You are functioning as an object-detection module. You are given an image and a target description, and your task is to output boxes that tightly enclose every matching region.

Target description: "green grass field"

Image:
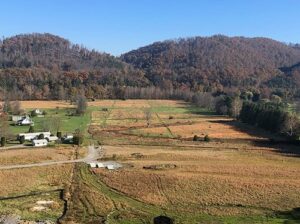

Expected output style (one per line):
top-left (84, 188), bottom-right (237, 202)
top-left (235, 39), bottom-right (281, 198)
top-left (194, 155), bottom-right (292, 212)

top-left (8, 106), bottom-right (97, 137)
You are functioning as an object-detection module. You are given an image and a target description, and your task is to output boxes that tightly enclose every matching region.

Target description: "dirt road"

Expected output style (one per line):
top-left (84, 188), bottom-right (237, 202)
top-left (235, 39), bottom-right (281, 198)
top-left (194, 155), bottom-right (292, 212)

top-left (0, 145), bottom-right (101, 170)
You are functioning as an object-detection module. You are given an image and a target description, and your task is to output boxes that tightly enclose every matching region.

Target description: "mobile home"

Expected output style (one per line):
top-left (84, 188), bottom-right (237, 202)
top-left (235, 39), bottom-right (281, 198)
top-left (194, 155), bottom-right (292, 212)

top-left (18, 132), bottom-right (51, 141)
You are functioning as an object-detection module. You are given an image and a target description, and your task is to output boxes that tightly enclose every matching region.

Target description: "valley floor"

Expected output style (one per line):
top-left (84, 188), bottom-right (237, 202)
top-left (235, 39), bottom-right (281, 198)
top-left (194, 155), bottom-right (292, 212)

top-left (0, 100), bottom-right (300, 223)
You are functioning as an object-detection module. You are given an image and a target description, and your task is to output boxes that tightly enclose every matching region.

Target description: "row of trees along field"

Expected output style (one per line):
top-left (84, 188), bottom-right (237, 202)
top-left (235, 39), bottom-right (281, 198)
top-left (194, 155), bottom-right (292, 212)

top-left (239, 101), bottom-right (300, 139)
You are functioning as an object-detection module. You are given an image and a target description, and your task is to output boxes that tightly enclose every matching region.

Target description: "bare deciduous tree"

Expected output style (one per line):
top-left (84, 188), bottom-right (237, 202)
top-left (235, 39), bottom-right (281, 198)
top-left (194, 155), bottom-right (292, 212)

top-left (41, 120), bottom-right (50, 132)
top-left (51, 116), bottom-right (62, 133)
top-left (144, 108), bottom-right (152, 127)
top-left (76, 95), bottom-right (87, 115)
top-left (282, 113), bottom-right (300, 137)
top-left (10, 101), bottom-right (22, 115)
top-left (0, 114), bottom-right (11, 138)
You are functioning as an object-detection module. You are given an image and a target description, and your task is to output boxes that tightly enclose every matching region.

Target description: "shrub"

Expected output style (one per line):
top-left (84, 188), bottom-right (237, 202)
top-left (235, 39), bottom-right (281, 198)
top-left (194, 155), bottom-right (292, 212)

top-left (204, 135), bottom-right (211, 142)
top-left (28, 125), bottom-right (35, 133)
top-left (0, 137), bottom-right (6, 147)
top-left (57, 131), bottom-right (62, 138)
top-left (73, 135), bottom-right (84, 146)
top-left (31, 110), bottom-right (37, 117)
top-left (193, 135), bottom-right (199, 141)
top-left (169, 115), bottom-right (174, 119)
top-left (42, 110), bottom-right (47, 115)
top-left (19, 135), bottom-right (25, 144)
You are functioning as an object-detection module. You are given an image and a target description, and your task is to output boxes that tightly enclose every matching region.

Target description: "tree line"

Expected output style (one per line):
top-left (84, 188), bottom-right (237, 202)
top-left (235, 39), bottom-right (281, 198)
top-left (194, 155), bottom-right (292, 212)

top-left (239, 101), bottom-right (300, 139)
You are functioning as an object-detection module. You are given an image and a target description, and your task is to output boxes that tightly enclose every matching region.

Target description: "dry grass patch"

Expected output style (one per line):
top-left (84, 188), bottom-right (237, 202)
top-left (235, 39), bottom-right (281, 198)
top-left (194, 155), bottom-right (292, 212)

top-left (0, 164), bottom-right (73, 196)
top-left (20, 101), bottom-right (73, 109)
top-left (97, 145), bottom-right (300, 216)
top-left (0, 147), bottom-right (77, 166)
top-left (169, 119), bottom-right (261, 140)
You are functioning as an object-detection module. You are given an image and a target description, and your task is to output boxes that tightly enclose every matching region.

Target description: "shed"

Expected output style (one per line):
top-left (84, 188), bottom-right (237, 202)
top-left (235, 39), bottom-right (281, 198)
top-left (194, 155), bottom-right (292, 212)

top-left (12, 115), bottom-right (26, 122)
top-left (107, 165), bottom-right (116, 170)
top-left (33, 109), bottom-right (43, 115)
top-left (46, 136), bottom-right (59, 142)
top-left (32, 139), bottom-right (48, 147)
top-left (89, 163), bottom-right (97, 168)
top-left (96, 162), bottom-right (105, 168)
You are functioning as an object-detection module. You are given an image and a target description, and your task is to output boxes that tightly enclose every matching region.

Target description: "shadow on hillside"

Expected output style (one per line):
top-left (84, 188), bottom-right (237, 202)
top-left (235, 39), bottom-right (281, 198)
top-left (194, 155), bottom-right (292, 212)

top-left (209, 119), bottom-right (300, 157)
top-left (276, 207), bottom-right (300, 223)
top-left (176, 102), bottom-right (217, 116)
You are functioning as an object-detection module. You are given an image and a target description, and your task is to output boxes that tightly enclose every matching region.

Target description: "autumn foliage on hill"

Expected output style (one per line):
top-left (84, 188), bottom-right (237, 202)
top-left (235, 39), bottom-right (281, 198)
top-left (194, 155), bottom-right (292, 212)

top-left (122, 35), bottom-right (300, 94)
top-left (1, 33), bottom-right (300, 100)
top-left (0, 33), bottom-right (148, 100)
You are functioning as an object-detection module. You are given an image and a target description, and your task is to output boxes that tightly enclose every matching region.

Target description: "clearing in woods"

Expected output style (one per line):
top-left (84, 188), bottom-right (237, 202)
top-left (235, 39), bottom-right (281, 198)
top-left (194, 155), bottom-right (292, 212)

top-left (0, 100), bottom-right (300, 223)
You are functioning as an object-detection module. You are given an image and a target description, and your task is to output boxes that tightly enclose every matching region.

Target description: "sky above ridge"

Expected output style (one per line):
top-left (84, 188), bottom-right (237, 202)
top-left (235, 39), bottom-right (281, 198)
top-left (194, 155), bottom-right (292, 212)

top-left (0, 0), bottom-right (299, 55)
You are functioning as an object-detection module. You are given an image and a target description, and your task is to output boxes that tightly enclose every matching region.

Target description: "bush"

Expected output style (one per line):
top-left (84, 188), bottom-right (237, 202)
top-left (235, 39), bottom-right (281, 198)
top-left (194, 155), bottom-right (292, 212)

top-left (42, 111), bottom-right (47, 116)
top-left (31, 110), bottom-right (37, 117)
top-left (28, 125), bottom-right (35, 133)
top-left (19, 135), bottom-right (25, 144)
top-left (193, 135), bottom-right (199, 141)
top-left (1, 137), bottom-right (6, 147)
top-left (38, 134), bottom-right (45, 139)
top-left (73, 135), bottom-right (84, 146)
top-left (57, 131), bottom-right (62, 138)
top-left (169, 115), bottom-right (174, 119)
top-left (204, 135), bottom-right (211, 142)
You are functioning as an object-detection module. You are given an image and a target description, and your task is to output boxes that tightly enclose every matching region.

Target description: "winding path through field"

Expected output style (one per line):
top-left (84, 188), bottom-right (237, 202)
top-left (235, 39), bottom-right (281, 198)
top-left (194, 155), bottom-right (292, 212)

top-left (0, 145), bottom-right (101, 170)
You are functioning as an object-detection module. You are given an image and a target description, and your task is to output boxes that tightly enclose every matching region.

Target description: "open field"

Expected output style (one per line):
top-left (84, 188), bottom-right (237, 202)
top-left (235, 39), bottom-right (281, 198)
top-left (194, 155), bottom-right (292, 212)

top-left (0, 164), bottom-right (73, 222)
top-left (0, 146), bottom-right (86, 166)
top-left (8, 105), bottom-right (96, 137)
top-left (1, 100), bottom-right (300, 223)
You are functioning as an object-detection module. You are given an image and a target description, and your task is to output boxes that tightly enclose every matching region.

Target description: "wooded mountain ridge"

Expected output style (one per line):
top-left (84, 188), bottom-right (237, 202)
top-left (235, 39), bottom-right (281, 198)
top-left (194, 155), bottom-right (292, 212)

top-left (0, 33), bottom-right (300, 100)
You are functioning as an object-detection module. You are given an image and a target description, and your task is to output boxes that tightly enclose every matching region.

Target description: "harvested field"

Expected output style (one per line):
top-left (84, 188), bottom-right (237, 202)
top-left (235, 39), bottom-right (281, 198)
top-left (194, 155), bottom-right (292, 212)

top-left (0, 164), bottom-right (73, 221)
top-left (0, 146), bottom-right (79, 166)
top-left (20, 101), bottom-right (73, 109)
top-left (96, 146), bottom-right (300, 216)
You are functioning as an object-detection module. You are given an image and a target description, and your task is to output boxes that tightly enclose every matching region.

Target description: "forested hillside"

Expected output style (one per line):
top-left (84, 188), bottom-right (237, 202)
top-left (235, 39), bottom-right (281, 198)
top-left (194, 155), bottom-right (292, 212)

top-left (122, 35), bottom-right (300, 97)
top-left (1, 33), bottom-right (300, 100)
top-left (0, 33), bottom-right (148, 100)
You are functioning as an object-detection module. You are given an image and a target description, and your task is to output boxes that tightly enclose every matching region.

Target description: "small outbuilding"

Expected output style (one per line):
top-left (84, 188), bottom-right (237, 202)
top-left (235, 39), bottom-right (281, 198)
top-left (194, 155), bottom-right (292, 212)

top-left (96, 162), bottom-right (105, 168)
top-left (89, 163), bottom-right (97, 168)
top-left (32, 139), bottom-right (48, 147)
top-left (33, 109), bottom-right (43, 115)
top-left (12, 115), bottom-right (26, 122)
top-left (46, 136), bottom-right (59, 142)
top-left (107, 165), bottom-right (116, 170)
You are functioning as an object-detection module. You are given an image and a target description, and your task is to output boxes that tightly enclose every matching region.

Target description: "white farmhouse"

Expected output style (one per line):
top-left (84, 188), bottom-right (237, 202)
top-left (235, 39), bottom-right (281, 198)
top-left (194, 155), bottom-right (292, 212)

top-left (16, 117), bottom-right (34, 126)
